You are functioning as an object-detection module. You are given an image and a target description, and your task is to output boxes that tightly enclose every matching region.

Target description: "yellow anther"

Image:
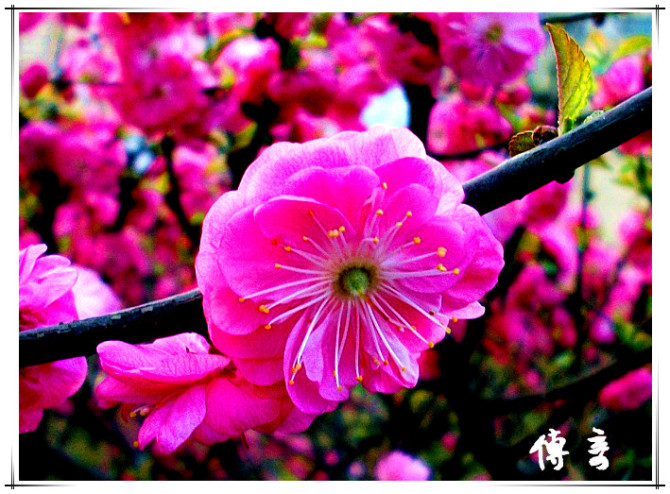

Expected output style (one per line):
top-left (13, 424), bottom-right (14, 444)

top-left (356, 375), bottom-right (363, 383)
top-left (453, 268), bottom-right (461, 275)
top-left (411, 325), bottom-right (417, 330)
top-left (396, 221), bottom-right (403, 228)
top-left (382, 182), bottom-right (388, 190)
top-left (264, 323), bottom-right (272, 330)
top-left (337, 386), bottom-right (343, 391)
top-left (372, 237), bottom-right (379, 244)
top-left (451, 317), bottom-right (459, 323)
top-left (132, 440), bottom-right (139, 448)
top-left (139, 408), bottom-right (150, 417)
top-left (328, 230), bottom-right (340, 238)
top-left (437, 247), bottom-right (447, 257)
top-left (284, 245), bottom-right (292, 252)
top-left (275, 263), bottom-right (282, 269)
top-left (383, 359), bottom-right (389, 365)
top-left (436, 263), bottom-right (447, 272)
top-left (289, 379), bottom-right (295, 386)
top-left (406, 211), bottom-right (412, 217)
top-left (428, 341), bottom-right (435, 349)
top-left (401, 366), bottom-right (407, 372)
top-left (258, 305), bottom-right (270, 314)
top-left (332, 370), bottom-right (336, 376)
top-left (238, 296), bottom-right (246, 303)
top-left (295, 363), bottom-right (302, 371)
top-left (338, 225), bottom-right (346, 232)
top-left (413, 237), bottom-right (421, 244)
top-left (446, 327), bottom-right (452, 335)
top-left (129, 411), bottom-right (138, 419)
top-left (302, 235), bottom-right (309, 242)
top-left (375, 209), bottom-right (384, 216)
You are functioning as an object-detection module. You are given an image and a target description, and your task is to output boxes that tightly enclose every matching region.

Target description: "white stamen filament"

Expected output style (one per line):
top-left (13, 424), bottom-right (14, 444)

top-left (267, 281), bottom-right (331, 309)
top-left (340, 300), bottom-right (352, 358)
top-left (379, 284), bottom-right (444, 327)
top-left (302, 235), bottom-right (331, 258)
top-left (383, 268), bottom-right (455, 280)
top-left (370, 293), bottom-right (431, 346)
top-left (240, 276), bottom-right (326, 302)
top-left (274, 263), bottom-right (327, 275)
top-left (384, 251), bottom-right (438, 267)
top-left (363, 302), bottom-right (405, 370)
top-left (334, 303), bottom-right (344, 390)
top-left (292, 297), bottom-right (333, 375)
top-left (269, 292), bottom-right (330, 325)
top-left (285, 244), bottom-right (328, 265)
top-left (358, 299), bottom-right (386, 365)
top-left (354, 307), bottom-right (361, 380)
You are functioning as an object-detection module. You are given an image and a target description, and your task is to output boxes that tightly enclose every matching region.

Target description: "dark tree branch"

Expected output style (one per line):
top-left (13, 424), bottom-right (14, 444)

top-left (540, 12), bottom-right (608, 25)
top-left (227, 99), bottom-right (280, 189)
top-left (19, 289), bottom-right (207, 367)
top-left (19, 87), bottom-right (652, 367)
top-left (403, 82), bottom-right (436, 144)
top-left (463, 87), bottom-right (651, 215)
top-left (479, 346), bottom-right (651, 414)
top-left (428, 140), bottom-right (510, 162)
top-left (161, 136), bottom-right (202, 251)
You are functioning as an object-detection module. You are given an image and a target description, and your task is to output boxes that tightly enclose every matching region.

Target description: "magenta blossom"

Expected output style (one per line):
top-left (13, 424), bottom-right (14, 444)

top-left (374, 450), bottom-right (431, 480)
top-left (20, 63), bottom-right (50, 99)
top-left (434, 13), bottom-right (545, 89)
top-left (427, 95), bottom-right (512, 155)
top-left (19, 244), bottom-right (87, 433)
top-left (196, 127), bottom-right (504, 414)
top-left (71, 265), bottom-right (123, 318)
top-left (592, 53), bottom-right (651, 156)
top-left (96, 333), bottom-right (314, 455)
top-left (599, 367), bottom-right (652, 411)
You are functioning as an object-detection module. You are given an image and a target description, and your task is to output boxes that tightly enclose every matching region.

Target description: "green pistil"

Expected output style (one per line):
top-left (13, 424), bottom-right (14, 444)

top-left (341, 267), bottom-right (371, 297)
top-left (486, 23), bottom-right (503, 43)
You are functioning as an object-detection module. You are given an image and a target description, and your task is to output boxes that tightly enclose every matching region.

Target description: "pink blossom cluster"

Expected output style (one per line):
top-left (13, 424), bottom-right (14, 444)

top-left (19, 244), bottom-right (121, 433)
top-left (592, 49), bottom-right (652, 155)
top-left (18, 12), bottom-right (652, 478)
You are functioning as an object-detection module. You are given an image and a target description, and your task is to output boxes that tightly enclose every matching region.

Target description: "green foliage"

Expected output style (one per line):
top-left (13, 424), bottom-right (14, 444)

top-left (546, 23), bottom-right (593, 135)
top-left (613, 35), bottom-right (652, 60)
top-left (202, 28), bottom-right (251, 63)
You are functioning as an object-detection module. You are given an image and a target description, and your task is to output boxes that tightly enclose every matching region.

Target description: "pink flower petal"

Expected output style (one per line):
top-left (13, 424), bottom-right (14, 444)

top-left (282, 165), bottom-right (380, 229)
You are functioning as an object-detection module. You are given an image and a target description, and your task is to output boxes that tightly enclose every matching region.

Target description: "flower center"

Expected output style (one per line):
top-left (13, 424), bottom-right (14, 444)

top-left (336, 264), bottom-right (377, 298)
top-left (486, 23), bottom-right (503, 43)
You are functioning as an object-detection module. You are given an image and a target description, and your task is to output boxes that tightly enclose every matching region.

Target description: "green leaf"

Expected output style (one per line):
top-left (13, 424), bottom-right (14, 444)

top-left (614, 35), bottom-right (652, 59)
top-left (508, 131), bottom-right (536, 157)
top-left (202, 28), bottom-right (249, 63)
top-left (583, 110), bottom-right (605, 125)
top-left (546, 23), bottom-right (593, 135)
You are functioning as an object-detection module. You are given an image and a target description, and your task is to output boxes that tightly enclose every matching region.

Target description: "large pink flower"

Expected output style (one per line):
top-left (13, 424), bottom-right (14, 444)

top-left (434, 13), bottom-right (545, 89)
top-left (19, 244), bottom-right (87, 433)
top-left (196, 127), bottom-right (504, 414)
top-left (96, 332), bottom-right (314, 455)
